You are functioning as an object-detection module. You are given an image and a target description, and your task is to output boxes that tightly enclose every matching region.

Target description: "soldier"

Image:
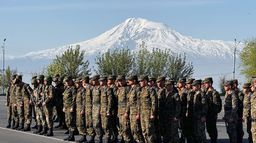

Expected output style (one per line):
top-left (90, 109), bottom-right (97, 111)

top-left (6, 74), bottom-right (16, 128)
top-left (203, 77), bottom-right (222, 143)
top-left (116, 75), bottom-right (132, 142)
top-left (82, 76), bottom-right (94, 142)
top-left (63, 76), bottom-right (77, 141)
top-left (30, 76), bottom-right (38, 130)
top-left (177, 78), bottom-right (192, 143)
top-left (139, 75), bottom-right (157, 143)
top-left (53, 74), bottom-right (66, 129)
top-left (42, 76), bottom-right (55, 136)
top-left (91, 74), bottom-right (103, 143)
top-left (33, 75), bottom-right (46, 134)
top-left (15, 75), bottom-right (32, 131)
top-left (251, 77), bottom-right (256, 142)
top-left (233, 79), bottom-right (244, 143)
top-left (156, 76), bottom-right (166, 142)
top-left (165, 80), bottom-right (181, 143)
top-left (190, 80), bottom-right (208, 143)
top-left (223, 80), bottom-right (238, 143)
top-left (242, 83), bottom-right (253, 143)
top-left (185, 78), bottom-right (195, 91)
top-left (126, 75), bottom-right (144, 143)
top-left (75, 78), bottom-right (87, 143)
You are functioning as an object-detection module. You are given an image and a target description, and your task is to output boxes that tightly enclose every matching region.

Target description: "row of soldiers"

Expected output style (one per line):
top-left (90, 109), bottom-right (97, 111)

top-left (5, 73), bottom-right (256, 143)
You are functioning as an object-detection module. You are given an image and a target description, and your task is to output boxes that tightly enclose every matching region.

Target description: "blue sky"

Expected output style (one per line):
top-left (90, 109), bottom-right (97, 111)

top-left (0, 0), bottom-right (255, 56)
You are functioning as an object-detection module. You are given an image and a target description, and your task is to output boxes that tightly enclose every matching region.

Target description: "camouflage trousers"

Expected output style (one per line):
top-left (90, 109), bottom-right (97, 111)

top-left (101, 111), bottom-right (111, 139)
top-left (206, 115), bottom-right (218, 142)
top-left (180, 117), bottom-right (194, 143)
top-left (11, 105), bottom-right (19, 126)
top-left (23, 100), bottom-right (32, 126)
top-left (7, 105), bottom-right (12, 125)
top-left (225, 119), bottom-right (237, 143)
top-left (193, 118), bottom-right (207, 143)
top-left (140, 110), bottom-right (156, 143)
top-left (251, 122), bottom-right (256, 143)
top-left (76, 108), bottom-right (86, 135)
top-left (17, 103), bottom-right (24, 126)
top-left (85, 107), bottom-right (94, 136)
top-left (118, 112), bottom-right (132, 142)
top-left (245, 119), bottom-right (253, 143)
top-left (65, 108), bottom-right (76, 131)
top-left (92, 106), bottom-right (103, 139)
top-left (130, 113), bottom-right (144, 143)
top-left (36, 106), bottom-right (46, 126)
top-left (43, 105), bottom-right (53, 129)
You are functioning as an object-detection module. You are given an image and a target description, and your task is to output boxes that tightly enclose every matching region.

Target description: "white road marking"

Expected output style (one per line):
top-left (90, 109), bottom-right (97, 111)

top-left (0, 127), bottom-right (75, 142)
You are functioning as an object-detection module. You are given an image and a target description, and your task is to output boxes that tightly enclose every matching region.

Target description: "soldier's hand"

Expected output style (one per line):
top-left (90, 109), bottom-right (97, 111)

top-left (107, 113), bottom-right (110, 117)
top-left (124, 113), bottom-right (129, 119)
top-left (63, 108), bottom-right (66, 112)
top-left (136, 114), bottom-right (140, 120)
top-left (42, 102), bottom-right (46, 106)
top-left (5, 102), bottom-right (8, 106)
top-left (150, 115), bottom-right (154, 120)
top-left (173, 117), bottom-right (178, 122)
top-left (70, 108), bottom-right (73, 112)
top-left (201, 116), bottom-right (206, 122)
top-left (229, 118), bottom-right (233, 122)
top-left (80, 110), bottom-right (84, 115)
top-left (13, 104), bottom-right (17, 107)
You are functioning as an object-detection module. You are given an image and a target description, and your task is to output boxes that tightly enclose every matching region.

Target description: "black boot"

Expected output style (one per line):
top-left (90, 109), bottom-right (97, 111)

top-left (17, 123), bottom-right (24, 130)
top-left (76, 135), bottom-right (87, 143)
top-left (12, 122), bottom-right (19, 129)
top-left (31, 124), bottom-right (38, 129)
top-left (74, 128), bottom-right (79, 135)
top-left (87, 136), bottom-right (95, 143)
top-left (54, 124), bottom-right (61, 129)
top-left (64, 130), bottom-right (71, 141)
top-left (39, 126), bottom-right (48, 135)
top-left (64, 130), bottom-right (69, 134)
top-left (23, 124), bottom-right (31, 131)
top-left (6, 123), bottom-right (11, 128)
top-left (33, 125), bottom-right (42, 134)
top-left (68, 131), bottom-right (75, 141)
top-left (46, 128), bottom-right (54, 136)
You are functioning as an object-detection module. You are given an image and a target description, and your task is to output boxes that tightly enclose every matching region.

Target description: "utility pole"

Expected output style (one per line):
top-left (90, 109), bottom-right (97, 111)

top-left (233, 38), bottom-right (239, 79)
top-left (2, 38), bottom-right (6, 95)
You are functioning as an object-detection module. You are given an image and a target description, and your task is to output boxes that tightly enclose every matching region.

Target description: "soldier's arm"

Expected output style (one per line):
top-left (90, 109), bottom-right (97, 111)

top-left (231, 92), bottom-right (239, 118)
top-left (6, 86), bottom-right (10, 106)
top-left (242, 94), bottom-right (250, 120)
top-left (107, 88), bottom-right (113, 116)
top-left (72, 87), bottom-right (77, 110)
top-left (150, 88), bottom-right (157, 116)
top-left (81, 89), bottom-right (85, 112)
top-left (45, 86), bottom-right (54, 104)
top-left (201, 92), bottom-right (208, 117)
top-left (174, 93), bottom-right (181, 119)
top-left (213, 90), bottom-right (222, 113)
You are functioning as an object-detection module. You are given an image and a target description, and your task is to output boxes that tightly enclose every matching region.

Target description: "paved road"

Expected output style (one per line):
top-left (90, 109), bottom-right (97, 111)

top-left (0, 96), bottom-right (250, 143)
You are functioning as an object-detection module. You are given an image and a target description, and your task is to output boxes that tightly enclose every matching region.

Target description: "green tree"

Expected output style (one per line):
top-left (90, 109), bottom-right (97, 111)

top-left (0, 66), bottom-right (17, 88)
top-left (47, 45), bottom-right (90, 78)
top-left (95, 48), bottom-right (134, 75)
top-left (219, 75), bottom-right (226, 95)
top-left (240, 39), bottom-right (256, 80)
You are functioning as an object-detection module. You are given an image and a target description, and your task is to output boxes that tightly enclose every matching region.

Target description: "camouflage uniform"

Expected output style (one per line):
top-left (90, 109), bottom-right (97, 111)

top-left (6, 75), bottom-right (16, 128)
top-left (224, 81), bottom-right (238, 143)
top-left (116, 79), bottom-right (132, 142)
top-left (242, 83), bottom-right (253, 143)
top-left (156, 83), bottom-right (166, 141)
top-left (139, 75), bottom-right (157, 143)
top-left (63, 76), bottom-right (76, 141)
top-left (203, 78), bottom-right (222, 143)
top-left (10, 81), bottom-right (19, 129)
top-left (251, 87), bottom-right (256, 143)
top-left (75, 78), bottom-right (87, 142)
top-left (163, 80), bottom-right (181, 143)
top-left (189, 80), bottom-right (208, 143)
top-left (42, 76), bottom-right (55, 136)
top-left (127, 76), bottom-right (144, 143)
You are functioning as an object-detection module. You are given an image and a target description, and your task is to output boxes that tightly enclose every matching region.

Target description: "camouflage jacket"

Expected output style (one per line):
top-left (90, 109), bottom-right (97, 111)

top-left (224, 90), bottom-right (238, 121)
top-left (139, 86), bottom-right (157, 116)
top-left (63, 85), bottom-right (76, 109)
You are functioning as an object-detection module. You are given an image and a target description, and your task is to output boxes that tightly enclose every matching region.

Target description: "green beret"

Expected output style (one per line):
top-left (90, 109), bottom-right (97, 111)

top-left (82, 75), bottom-right (90, 81)
top-left (16, 75), bottom-right (23, 81)
top-left (165, 80), bottom-right (174, 85)
top-left (127, 75), bottom-right (138, 81)
top-left (117, 75), bottom-right (125, 81)
top-left (44, 76), bottom-right (52, 83)
top-left (178, 78), bottom-right (186, 83)
top-left (91, 75), bottom-right (100, 81)
top-left (232, 79), bottom-right (238, 85)
top-left (37, 75), bottom-right (44, 81)
top-left (186, 78), bottom-right (195, 84)
top-left (192, 80), bottom-right (201, 86)
top-left (243, 83), bottom-right (251, 88)
top-left (11, 74), bottom-right (17, 80)
top-left (31, 78), bottom-right (37, 85)
top-left (156, 76), bottom-right (166, 82)
top-left (139, 75), bottom-right (149, 81)
top-left (64, 76), bottom-right (72, 82)
top-left (108, 75), bottom-right (116, 80)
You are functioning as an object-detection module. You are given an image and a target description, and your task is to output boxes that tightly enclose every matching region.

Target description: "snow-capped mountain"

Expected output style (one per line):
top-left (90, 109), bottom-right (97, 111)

top-left (21, 18), bottom-right (242, 60)
top-left (7, 18), bottom-right (245, 89)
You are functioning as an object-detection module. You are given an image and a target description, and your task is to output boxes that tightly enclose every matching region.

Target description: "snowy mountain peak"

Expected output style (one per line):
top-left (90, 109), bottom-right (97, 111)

top-left (21, 17), bottom-right (243, 60)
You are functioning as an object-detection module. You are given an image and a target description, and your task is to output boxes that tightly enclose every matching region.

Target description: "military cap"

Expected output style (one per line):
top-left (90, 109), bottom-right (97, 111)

top-left (16, 75), bottom-right (23, 81)
top-left (11, 74), bottom-right (17, 80)
top-left (75, 77), bottom-right (82, 83)
top-left (64, 76), bottom-right (72, 82)
top-left (117, 75), bottom-right (125, 81)
top-left (82, 75), bottom-right (90, 81)
top-left (99, 76), bottom-right (107, 81)
top-left (91, 74), bottom-right (100, 81)
top-left (149, 77), bottom-right (156, 82)
top-left (203, 77), bottom-right (213, 84)
top-left (192, 79), bottom-right (201, 86)
top-left (232, 79), bottom-right (238, 85)
top-left (165, 80), bottom-right (174, 85)
top-left (156, 76), bottom-right (166, 82)
top-left (224, 80), bottom-right (233, 86)
top-left (178, 78), bottom-right (186, 83)
top-left (54, 74), bottom-right (60, 78)
top-left (139, 75), bottom-right (149, 81)
top-left (127, 75), bottom-right (138, 81)
top-left (186, 78), bottom-right (195, 84)
top-left (44, 76), bottom-right (53, 82)
top-left (37, 75), bottom-right (44, 80)
top-left (108, 75), bottom-right (116, 80)
top-left (31, 78), bottom-right (37, 84)
top-left (243, 83), bottom-right (251, 88)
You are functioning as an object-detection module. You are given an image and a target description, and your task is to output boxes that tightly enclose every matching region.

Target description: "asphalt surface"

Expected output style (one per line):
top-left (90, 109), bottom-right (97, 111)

top-left (0, 96), bottom-right (250, 143)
